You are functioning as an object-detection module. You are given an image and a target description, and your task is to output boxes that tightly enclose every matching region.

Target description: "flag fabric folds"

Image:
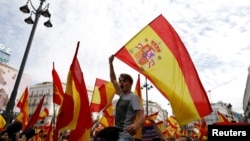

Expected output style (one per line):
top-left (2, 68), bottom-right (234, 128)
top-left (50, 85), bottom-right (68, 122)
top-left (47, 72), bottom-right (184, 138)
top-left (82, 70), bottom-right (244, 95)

top-left (24, 95), bottom-right (45, 131)
top-left (134, 74), bottom-right (143, 140)
top-left (15, 87), bottom-right (29, 129)
top-left (90, 78), bottom-right (116, 113)
top-left (38, 108), bottom-right (49, 121)
top-left (114, 14), bottom-right (212, 125)
top-left (45, 120), bottom-right (53, 141)
top-left (134, 74), bottom-right (143, 105)
top-left (217, 111), bottom-right (230, 123)
top-left (98, 103), bottom-right (115, 127)
top-left (166, 116), bottom-right (181, 138)
top-left (52, 62), bottom-right (64, 105)
top-left (196, 118), bottom-right (208, 140)
top-left (55, 42), bottom-right (93, 141)
top-left (0, 114), bottom-right (6, 131)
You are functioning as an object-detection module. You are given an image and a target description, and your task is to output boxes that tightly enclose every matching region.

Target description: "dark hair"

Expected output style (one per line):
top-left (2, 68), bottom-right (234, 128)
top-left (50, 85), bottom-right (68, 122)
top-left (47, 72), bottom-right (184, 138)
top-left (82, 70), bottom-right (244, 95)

top-left (152, 137), bottom-right (160, 141)
top-left (0, 130), bottom-right (8, 136)
top-left (180, 135), bottom-right (192, 141)
top-left (21, 128), bottom-right (36, 140)
top-left (6, 121), bottom-right (23, 140)
top-left (119, 73), bottom-right (133, 84)
top-left (96, 126), bottom-right (122, 141)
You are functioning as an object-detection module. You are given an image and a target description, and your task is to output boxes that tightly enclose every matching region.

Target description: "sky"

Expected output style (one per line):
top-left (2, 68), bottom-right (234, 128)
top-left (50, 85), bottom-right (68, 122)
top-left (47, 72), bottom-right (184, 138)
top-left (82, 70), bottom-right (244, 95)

top-left (0, 0), bottom-right (250, 115)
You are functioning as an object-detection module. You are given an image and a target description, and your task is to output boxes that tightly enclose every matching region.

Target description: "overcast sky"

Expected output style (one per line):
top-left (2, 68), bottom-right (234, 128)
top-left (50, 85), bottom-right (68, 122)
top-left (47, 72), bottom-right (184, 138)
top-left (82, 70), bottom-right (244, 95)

top-left (1, 0), bottom-right (250, 115)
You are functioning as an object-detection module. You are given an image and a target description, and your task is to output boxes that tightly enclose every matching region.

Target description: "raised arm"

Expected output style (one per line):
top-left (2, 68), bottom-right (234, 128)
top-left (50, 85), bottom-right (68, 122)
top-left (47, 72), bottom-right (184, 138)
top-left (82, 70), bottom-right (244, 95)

top-left (109, 55), bottom-right (120, 93)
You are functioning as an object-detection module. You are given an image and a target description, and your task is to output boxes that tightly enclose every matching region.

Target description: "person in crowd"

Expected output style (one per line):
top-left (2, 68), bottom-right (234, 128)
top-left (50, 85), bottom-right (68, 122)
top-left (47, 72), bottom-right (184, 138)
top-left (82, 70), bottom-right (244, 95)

top-left (148, 118), bottom-right (167, 141)
top-left (0, 130), bottom-right (9, 141)
top-left (176, 135), bottom-right (192, 141)
top-left (96, 126), bottom-right (122, 141)
top-left (109, 55), bottom-right (145, 141)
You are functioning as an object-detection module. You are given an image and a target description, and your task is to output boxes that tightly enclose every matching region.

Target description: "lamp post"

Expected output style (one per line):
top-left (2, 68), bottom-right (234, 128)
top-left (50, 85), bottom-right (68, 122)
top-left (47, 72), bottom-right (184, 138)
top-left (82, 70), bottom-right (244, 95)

top-left (141, 77), bottom-right (153, 116)
top-left (4, 0), bottom-right (52, 124)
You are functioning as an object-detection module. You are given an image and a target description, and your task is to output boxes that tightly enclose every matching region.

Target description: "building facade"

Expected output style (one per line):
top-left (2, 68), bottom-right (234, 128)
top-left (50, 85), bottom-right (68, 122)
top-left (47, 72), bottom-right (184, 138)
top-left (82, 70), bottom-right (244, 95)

top-left (0, 63), bottom-right (31, 112)
top-left (204, 101), bottom-right (244, 125)
top-left (243, 71), bottom-right (250, 122)
top-left (28, 81), bottom-right (93, 123)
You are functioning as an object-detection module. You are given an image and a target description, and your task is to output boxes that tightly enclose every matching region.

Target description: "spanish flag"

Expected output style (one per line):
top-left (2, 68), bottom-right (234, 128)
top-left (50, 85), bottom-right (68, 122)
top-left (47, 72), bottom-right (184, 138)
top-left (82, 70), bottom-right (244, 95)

top-left (24, 95), bottom-right (45, 131)
top-left (217, 111), bottom-right (230, 123)
top-left (52, 62), bottom-right (64, 105)
top-left (134, 74), bottom-right (143, 102)
top-left (98, 103), bottom-right (115, 127)
top-left (90, 78), bottom-right (116, 112)
top-left (196, 118), bottom-right (208, 140)
top-left (55, 42), bottom-right (93, 141)
top-left (0, 114), bottom-right (6, 131)
top-left (144, 112), bottom-right (159, 125)
top-left (114, 14), bottom-right (212, 125)
top-left (134, 74), bottom-right (143, 140)
top-left (45, 120), bottom-right (53, 141)
top-left (15, 87), bottom-right (29, 129)
top-left (38, 108), bottom-right (49, 121)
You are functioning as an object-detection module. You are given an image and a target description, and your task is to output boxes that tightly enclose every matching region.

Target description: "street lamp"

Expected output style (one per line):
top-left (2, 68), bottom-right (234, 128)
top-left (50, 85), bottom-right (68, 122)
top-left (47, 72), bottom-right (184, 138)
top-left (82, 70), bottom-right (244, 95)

top-left (141, 77), bottom-right (153, 116)
top-left (4, 0), bottom-right (52, 124)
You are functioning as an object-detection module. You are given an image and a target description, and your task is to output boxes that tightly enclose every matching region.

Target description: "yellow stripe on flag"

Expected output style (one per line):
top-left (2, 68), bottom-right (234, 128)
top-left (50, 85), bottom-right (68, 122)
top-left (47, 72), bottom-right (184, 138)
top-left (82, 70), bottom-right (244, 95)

top-left (115, 14), bottom-right (212, 125)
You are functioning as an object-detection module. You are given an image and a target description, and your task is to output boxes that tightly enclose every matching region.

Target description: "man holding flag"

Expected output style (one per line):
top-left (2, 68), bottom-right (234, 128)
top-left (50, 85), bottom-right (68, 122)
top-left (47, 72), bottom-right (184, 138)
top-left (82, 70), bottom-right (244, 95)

top-left (109, 55), bottom-right (145, 141)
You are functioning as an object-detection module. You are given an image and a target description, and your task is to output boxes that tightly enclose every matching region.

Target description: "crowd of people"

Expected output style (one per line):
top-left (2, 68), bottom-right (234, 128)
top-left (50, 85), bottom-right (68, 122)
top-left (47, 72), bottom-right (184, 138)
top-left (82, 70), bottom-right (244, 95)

top-left (0, 121), bottom-right (70, 141)
top-left (91, 55), bottom-right (194, 141)
top-left (0, 55), bottom-right (198, 141)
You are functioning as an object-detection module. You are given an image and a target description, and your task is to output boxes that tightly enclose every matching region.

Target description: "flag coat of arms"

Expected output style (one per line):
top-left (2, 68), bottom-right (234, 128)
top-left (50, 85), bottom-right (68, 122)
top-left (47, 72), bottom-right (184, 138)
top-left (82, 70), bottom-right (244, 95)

top-left (114, 14), bottom-right (212, 125)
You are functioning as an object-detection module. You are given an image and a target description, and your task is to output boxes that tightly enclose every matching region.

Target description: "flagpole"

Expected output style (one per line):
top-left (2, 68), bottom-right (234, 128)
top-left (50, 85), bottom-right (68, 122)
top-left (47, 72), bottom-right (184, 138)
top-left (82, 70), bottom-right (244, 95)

top-left (4, 0), bottom-right (52, 124)
top-left (53, 103), bottom-right (56, 125)
top-left (141, 77), bottom-right (153, 116)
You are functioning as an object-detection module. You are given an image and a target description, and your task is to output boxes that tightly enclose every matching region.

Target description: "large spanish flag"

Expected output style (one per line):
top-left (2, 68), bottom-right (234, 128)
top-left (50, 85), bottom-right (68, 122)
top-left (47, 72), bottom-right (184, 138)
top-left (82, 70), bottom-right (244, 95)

top-left (114, 14), bottom-right (212, 125)
top-left (52, 62), bottom-right (64, 105)
top-left (15, 87), bottom-right (29, 129)
top-left (90, 78), bottom-right (116, 112)
top-left (55, 42), bottom-right (93, 141)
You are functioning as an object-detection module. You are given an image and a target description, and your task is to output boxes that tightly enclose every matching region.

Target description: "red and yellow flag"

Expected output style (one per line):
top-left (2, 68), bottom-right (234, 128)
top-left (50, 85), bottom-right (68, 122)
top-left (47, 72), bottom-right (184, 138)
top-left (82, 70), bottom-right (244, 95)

top-left (217, 111), bottom-right (230, 123)
top-left (134, 74), bottom-right (142, 102)
top-left (15, 87), bottom-right (29, 129)
top-left (52, 62), bottom-right (64, 105)
top-left (0, 114), bottom-right (6, 131)
top-left (90, 78), bottom-right (116, 112)
top-left (24, 95), bottom-right (45, 131)
top-left (166, 115), bottom-right (181, 138)
top-left (45, 120), bottom-right (53, 141)
top-left (55, 42), bottom-right (93, 141)
top-left (166, 116), bottom-right (179, 130)
top-left (197, 118), bottom-right (208, 140)
top-left (38, 108), bottom-right (49, 121)
top-left (98, 103), bottom-right (115, 127)
top-left (114, 14), bottom-right (212, 125)
top-left (134, 74), bottom-right (143, 140)
top-left (144, 112), bottom-right (159, 125)
top-left (156, 120), bottom-right (166, 132)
